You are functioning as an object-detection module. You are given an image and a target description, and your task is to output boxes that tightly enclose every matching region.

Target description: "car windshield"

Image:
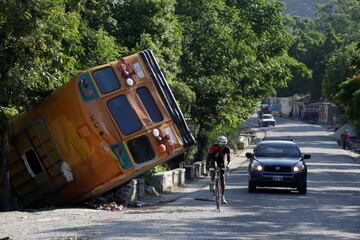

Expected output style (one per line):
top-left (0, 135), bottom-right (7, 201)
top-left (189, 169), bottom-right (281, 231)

top-left (262, 116), bottom-right (273, 119)
top-left (255, 144), bottom-right (300, 158)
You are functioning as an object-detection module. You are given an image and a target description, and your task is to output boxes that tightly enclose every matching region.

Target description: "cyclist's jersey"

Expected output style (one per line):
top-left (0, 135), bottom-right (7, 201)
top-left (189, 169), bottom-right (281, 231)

top-left (208, 144), bottom-right (230, 166)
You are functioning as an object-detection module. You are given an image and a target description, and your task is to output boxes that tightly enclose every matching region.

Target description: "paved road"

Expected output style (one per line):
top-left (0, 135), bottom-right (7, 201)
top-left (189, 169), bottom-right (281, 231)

top-left (115, 116), bottom-right (360, 240)
top-left (1, 116), bottom-right (359, 239)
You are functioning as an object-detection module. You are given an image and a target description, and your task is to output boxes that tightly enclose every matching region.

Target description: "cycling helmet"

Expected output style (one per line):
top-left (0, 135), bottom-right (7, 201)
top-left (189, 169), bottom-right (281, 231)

top-left (217, 135), bottom-right (228, 146)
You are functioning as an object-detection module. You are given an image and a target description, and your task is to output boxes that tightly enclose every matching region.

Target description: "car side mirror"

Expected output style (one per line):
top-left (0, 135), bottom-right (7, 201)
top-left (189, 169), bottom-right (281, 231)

top-left (245, 152), bottom-right (253, 158)
top-left (303, 154), bottom-right (311, 159)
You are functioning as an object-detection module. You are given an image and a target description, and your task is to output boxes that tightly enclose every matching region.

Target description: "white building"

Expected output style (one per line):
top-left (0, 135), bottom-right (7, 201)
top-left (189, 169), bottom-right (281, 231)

top-left (278, 94), bottom-right (304, 117)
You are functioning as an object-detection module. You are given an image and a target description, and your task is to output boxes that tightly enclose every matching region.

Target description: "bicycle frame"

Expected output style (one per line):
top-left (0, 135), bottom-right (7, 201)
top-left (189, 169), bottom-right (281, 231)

top-left (214, 163), bottom-right (222, 211)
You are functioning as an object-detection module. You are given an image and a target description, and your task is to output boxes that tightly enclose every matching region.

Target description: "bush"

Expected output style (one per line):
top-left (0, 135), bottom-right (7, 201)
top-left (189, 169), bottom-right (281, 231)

top-left (151, 164), bottom-right (169, 174)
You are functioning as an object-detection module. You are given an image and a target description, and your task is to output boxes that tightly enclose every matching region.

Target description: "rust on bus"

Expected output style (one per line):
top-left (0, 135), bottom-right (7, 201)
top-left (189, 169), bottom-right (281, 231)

top-left (6, 49), bottom-right (195, 207)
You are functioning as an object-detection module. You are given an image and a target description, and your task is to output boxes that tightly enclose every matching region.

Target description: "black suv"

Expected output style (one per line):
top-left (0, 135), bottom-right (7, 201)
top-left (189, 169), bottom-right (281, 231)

top-left (245, 138), bottom-right (310, 194)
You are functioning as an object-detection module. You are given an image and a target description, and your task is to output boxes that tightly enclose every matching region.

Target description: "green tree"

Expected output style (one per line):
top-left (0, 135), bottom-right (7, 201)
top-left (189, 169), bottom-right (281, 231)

top-left (315, 0), bottom-right (360, 39)
top-left (322, 43), bottom-right (358, 99)
top-left (285, 0), bottom-right (360, 100)
top-left (0, 0), bottom-right (120, 111)
top-left (177, 0), bottom-right (293, 160)
top-left (0, 0), bottom-right (80, 108)
top-left (285, 16), bottom-right (327, 98)
top-left (106, 0), bottom-right (183, 82)
top-left (277, 57), bottom-right (312, 97)
top-left (319, 0), bottom-right (360, 101)
top-left (168, 81), bottom-right (196, 117)
top-left (334, 44), bottom-right (360, 130)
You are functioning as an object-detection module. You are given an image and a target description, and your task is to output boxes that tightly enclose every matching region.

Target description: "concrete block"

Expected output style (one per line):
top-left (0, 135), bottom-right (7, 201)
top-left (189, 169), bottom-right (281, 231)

top-left (172, 170), bottom-right (180, 186)
top-left (200, 161), bottom-right (207, 176)
top-left (238, 136), bottom-right (249, 149)
top-left (194, 161), bottom-right (206, 177)
top-left (174, 168), bottom-right (186, 186)
top-left (115, 179), bottom-right (137, 206)
top-left (136, 178), bottom-right (145, 200)
top-left (185, 165), bottom-right (195, 180)
top-left (152, 171), bottom-right (173, 192)
top-left (193, 162), bottom-right (201, 178)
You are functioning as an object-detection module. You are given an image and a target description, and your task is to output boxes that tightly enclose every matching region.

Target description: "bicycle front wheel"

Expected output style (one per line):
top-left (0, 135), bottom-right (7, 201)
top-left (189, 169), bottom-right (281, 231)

top-left (215, 179), bottom-right (222, 211)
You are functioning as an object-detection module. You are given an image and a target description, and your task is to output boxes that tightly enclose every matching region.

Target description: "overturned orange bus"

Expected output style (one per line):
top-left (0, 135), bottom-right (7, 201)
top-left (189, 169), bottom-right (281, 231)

top-left (5, 49), bottom-right (195, 207)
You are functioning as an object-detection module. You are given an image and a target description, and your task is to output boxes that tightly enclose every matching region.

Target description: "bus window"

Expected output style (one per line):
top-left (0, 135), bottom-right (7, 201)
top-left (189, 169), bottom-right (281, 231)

top-left (136, 87), bottom-right (163, 123)
top-left (93, 67), bottom-right (120, 94)
top-left (22, 148), bottom-right (44, 177)
top-left (107, 95), bottom-right (142, 135)
top-left (127, 135), bottom-right (155, 163)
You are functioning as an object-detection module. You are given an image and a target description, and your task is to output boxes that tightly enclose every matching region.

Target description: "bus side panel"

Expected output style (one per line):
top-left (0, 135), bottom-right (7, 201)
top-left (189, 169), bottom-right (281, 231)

top-left (8, 50), bottom-right (195, 207)
top-left (10, 77), bottom-right (127, 206)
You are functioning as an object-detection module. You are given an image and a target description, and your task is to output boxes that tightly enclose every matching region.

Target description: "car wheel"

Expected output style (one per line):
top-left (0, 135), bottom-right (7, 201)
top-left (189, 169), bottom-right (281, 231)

top-left (273, 123), bottom-right (275, 127)
top-left (297, 181), bottom-right (307, 194)
top-left (248, 180), bottom-right (256, 193)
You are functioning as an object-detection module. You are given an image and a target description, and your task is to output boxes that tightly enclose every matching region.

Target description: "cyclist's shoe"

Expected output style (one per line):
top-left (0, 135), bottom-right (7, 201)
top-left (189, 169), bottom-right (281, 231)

top-left (222, 195), bottom-right (227, 205)
top-left (209, 181), bottom-right (215, 192)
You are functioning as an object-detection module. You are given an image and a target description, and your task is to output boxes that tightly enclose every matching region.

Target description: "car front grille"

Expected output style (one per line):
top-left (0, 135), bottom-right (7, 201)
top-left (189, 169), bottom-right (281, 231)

top-left (264, 166), bottom-right (292, 172)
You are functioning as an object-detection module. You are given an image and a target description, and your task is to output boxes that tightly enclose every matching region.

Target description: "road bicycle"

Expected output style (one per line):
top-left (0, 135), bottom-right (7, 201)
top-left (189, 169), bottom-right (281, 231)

top-left (207, 161), bottom-right (229, 211)
top-left (343, 139), bottom-right (353, 150)
top-left (213, 163), bottom-right (222, 211)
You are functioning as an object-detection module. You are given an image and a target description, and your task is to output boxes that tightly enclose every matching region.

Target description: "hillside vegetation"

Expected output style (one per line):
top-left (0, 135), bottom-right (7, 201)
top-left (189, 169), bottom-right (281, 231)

top-left (281, 0), bottom-right (360, 130)
top-left (0, 0), bottom-right (299, 161)
top-left (284, 0), bottom-right (330, 18)
top-left (0, 0), bottom-right (358, 160)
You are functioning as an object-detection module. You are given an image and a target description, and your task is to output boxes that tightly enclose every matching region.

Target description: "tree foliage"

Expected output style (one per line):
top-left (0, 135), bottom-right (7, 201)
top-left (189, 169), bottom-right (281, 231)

top-left (0, 0), bottom-right (120, 112)
top-left (176, 0), bottom-right (294, 159)
top-left (0, 0), bottom-right (299, 162)
top-left (104, 0), bottom-right (183, 81)
top-left (284, 0), bottom-right (359, 102)
top-left (334, 43), bottom-right (360, 130)
top-left (282, 0), bottom-right (359, 132)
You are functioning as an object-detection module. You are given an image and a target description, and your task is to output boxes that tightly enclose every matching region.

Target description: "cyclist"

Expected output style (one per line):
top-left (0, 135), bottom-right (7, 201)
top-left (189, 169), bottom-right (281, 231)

top-left (341, 129), bottom-right (351, 150)
top-left (206, 135), bottom-right (231, 204)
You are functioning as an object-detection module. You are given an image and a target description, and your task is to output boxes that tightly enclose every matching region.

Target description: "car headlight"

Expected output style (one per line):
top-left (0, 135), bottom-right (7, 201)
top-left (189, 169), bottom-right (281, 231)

top-left (251, 160), bottom-right (263, 171)
top-left (293, 161), bottom-right (305, 172)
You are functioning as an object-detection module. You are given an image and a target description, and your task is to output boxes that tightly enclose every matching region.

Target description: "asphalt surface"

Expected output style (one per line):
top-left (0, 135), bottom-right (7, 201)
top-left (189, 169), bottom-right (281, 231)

top-left (1, 115), bottom-right (359, 239)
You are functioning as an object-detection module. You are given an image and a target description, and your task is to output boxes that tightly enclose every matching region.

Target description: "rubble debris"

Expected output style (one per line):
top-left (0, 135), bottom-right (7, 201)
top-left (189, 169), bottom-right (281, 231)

top-left (96, 202), bottom-right (124, 211)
